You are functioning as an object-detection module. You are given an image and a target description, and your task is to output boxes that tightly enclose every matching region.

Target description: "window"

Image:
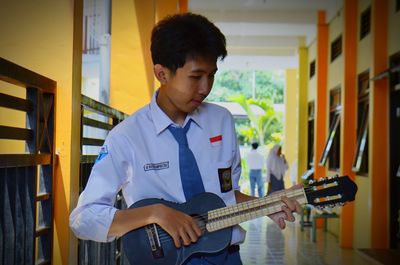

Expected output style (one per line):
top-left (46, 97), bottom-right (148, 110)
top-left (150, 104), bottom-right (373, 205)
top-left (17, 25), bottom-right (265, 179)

top-left (397, 0), bottom-right (400, 12)
top-left (360, 7), bottom-right (371, 40)
top-left (319, 87), bottom-right (341, 170)
top-left (309, 60), bottom-right (316, 79)
top-left (307, 101), bottom-right (315, 169)
top-left (331, 35), bottom-right (342, 62)
top-left (352, 71), bottom-right (369, 175)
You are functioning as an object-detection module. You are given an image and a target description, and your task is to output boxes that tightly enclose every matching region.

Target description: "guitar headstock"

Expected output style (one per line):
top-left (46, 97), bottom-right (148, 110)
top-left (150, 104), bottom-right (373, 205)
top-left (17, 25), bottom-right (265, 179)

top-left (304, 175), bottom-right (357, 208)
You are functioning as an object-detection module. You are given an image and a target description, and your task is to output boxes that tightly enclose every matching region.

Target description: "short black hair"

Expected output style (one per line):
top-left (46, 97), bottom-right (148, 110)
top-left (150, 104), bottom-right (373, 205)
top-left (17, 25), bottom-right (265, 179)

top-left (251, 142), bottom-right (259, 149)
top-left (151, 12), bottom-right (227, 73)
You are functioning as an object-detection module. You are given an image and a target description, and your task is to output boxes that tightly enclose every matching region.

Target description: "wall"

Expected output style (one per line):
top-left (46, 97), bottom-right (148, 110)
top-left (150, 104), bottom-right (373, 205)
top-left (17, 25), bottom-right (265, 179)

top-left (326, 10), bottom-right (344, 237)
top-left (352, 0), bottom-right (373, 249)
top-left (0, 0), bottom-right (82, 264)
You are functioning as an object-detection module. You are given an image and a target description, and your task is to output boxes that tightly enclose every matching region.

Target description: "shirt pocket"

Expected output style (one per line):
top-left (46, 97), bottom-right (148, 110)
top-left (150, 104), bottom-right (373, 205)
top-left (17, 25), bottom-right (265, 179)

top-left (205, 160), bottom-right (235, 202)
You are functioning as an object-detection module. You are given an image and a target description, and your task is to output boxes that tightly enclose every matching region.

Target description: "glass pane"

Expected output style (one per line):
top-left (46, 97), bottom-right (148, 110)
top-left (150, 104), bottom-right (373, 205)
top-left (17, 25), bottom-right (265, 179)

top-left (352, 103), bottom-right (369, 173)
top-left (319, 112), bottom-right (341, 166)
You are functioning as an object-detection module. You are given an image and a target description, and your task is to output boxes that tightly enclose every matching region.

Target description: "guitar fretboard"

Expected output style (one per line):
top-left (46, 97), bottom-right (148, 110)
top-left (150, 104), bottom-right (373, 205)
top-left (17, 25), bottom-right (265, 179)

top-left (206, 188), bottom-right (308, 232)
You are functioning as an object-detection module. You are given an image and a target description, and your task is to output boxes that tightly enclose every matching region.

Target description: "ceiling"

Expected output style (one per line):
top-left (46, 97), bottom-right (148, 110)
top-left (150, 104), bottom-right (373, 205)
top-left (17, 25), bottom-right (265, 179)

top-left (188, 0), bottom-right (342, 71)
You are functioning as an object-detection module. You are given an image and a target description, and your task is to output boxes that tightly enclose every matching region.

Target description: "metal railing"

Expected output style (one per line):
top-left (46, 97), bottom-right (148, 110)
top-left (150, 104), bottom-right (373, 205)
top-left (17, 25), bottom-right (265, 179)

top-left (0, 57), bottom-right (56, 265)
top-left (79, 94), bottom-right (129, 265)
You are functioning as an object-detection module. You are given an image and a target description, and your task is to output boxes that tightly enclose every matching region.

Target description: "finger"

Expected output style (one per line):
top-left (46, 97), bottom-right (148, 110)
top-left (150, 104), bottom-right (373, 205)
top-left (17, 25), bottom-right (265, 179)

top-left (186, 226), bottom-right (199, 243)
top-left (279, 217), bottom-right (286, 229)
top-left (179, 228), bottom-right (191, 246)
top-left (192, 221), bottom-right (203, 237)
top-left (294, 200), bottom-right (302, 214)
top-left (289, 183), bottom-right (303, 190)
top-left (172, 232), bottom-right (181, 248)
top-left (281, 205), bottom-right (295, 222)
top-left (281, 196), bottom-right (296, 212)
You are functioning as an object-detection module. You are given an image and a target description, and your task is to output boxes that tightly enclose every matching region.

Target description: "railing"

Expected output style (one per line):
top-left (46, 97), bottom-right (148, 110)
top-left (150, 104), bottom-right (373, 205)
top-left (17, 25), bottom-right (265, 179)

top-left (79, 94), bottom-right (129, 265)
top-left (0, 57), bottom-right (56, 265)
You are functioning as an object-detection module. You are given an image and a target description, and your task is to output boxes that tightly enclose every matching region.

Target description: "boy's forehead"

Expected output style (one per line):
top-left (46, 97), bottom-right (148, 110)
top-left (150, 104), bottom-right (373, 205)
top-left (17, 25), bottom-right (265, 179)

top-left (181, 56), bottom-right (218, 72)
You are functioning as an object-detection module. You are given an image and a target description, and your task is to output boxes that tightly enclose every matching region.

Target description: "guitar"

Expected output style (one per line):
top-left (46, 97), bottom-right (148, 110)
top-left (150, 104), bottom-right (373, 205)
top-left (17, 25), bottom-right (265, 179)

top-left (122, 175), bottom-right (357, 265)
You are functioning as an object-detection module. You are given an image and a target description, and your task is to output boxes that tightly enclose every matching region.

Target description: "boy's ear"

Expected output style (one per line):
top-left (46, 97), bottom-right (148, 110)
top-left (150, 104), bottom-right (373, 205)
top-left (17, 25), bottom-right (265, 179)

top-left (154, 64), bottom-right (168, 84)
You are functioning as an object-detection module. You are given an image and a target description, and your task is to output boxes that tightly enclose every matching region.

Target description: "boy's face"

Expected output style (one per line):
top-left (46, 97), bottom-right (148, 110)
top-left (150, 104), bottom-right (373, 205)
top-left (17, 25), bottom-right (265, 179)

top-left (156, 56), bottom-right (217, 124)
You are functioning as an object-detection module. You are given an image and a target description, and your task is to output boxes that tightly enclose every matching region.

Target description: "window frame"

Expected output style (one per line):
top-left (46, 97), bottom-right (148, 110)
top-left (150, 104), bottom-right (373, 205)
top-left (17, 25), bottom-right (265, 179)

top-left (309, 60), bottom-right (316, 79)
top-left (319, 109), bottom-right (341, 167)
top-left (308, 101), bottom-right (315, 169)
top-left (352, 101), bottom-right (369, 174)
top-left (352, 70), bottom-right (370, 175)
top-left (319, 87), bottom-right (341, 168)
top-left (360, 6), bottom-right (371, 40)
top-left (330, 35), bottom-right (342, 62)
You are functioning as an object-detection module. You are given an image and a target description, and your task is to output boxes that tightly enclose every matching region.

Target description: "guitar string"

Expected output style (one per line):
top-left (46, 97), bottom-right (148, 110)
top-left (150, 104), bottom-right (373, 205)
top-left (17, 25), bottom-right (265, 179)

top-left (154, 184), bottom-right (339, 242)
top-left (154, 188), bottom-right (317, 242)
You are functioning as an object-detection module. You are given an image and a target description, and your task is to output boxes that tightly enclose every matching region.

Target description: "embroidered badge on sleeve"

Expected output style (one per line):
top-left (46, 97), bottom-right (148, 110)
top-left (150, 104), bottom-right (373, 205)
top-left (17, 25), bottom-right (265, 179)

top-left (95, 145), bottom-right (108, 164)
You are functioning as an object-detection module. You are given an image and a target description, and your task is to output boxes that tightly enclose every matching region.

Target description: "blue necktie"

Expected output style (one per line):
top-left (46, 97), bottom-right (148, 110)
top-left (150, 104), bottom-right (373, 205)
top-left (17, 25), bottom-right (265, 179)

top-left (168, 119), bottom-right (205, 200)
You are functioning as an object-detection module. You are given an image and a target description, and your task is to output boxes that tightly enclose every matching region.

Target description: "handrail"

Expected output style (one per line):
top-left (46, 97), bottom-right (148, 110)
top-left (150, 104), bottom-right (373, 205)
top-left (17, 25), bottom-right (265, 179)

top-left (81, 94), bottom-right (128, 121)
top-left (0, 57), bottom-right (56, 93)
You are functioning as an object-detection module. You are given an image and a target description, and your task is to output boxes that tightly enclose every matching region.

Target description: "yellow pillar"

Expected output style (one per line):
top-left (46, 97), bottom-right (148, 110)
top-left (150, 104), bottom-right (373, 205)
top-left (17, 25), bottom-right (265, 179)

top-left (110, 0), bottom-right (155, 114)
top-left (284, 68), bottom-right (298, 185)
top-left (297, 38), bottom-right (309, 179)
top-left (110, 0), bottom-right (181, 114)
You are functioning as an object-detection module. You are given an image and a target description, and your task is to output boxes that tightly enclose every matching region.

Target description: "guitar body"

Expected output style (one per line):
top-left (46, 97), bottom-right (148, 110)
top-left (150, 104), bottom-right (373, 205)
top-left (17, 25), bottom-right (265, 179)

top-left (122, 192), bottom-right (232, 265)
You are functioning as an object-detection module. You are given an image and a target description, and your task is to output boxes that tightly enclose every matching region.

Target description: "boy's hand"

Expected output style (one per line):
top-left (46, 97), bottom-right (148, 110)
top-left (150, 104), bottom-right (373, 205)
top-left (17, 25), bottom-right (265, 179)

top-left (151, 204), bottom-right (202, 248)
top-left (268, 185), bottom-right (302, 229)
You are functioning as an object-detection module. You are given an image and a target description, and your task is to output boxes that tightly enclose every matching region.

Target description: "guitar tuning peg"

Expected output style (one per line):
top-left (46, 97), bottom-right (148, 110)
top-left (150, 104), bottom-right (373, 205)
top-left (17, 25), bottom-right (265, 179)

top-left (308, 179), bottom-right (314, 184)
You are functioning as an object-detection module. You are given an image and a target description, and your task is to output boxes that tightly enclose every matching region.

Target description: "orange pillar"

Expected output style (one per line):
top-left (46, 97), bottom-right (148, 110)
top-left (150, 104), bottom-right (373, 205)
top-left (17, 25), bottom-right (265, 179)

top-left (371, 0), bottom-right (389, 249)
top-left (314, 11), bottom-right (328, 180)
top-left (340, 0), bottom-right (357, 248)
top-left (179, 0), bottom-right (188, 13)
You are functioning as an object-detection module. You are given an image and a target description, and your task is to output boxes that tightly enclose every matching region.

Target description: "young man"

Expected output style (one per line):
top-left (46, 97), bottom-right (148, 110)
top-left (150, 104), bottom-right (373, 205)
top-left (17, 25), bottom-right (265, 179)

top-left (70, 13), bottom-right (301, 265)
top-left (247, 142), bottom-right (265, 197)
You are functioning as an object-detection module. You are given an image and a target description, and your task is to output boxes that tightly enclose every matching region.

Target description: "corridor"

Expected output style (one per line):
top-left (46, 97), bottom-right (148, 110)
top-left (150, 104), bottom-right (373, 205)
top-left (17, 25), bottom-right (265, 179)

top-left (240, 217), bottom-right (375, 265)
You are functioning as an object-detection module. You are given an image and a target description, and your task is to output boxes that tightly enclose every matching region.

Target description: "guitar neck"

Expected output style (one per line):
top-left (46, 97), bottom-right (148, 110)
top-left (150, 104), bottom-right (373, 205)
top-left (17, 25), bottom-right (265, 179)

top-left (206, 188), bottom-right (308, 232)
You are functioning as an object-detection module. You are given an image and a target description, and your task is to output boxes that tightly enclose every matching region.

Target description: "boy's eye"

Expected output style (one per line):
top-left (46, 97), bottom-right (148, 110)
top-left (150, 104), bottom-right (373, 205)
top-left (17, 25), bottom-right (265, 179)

top-left (189, 76), bottom-right (202, 80)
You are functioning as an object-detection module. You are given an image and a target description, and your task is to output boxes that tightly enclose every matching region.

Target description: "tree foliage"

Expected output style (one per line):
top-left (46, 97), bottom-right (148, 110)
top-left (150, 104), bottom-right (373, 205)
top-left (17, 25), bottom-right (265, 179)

top-left (208, 70), bottom-right (284, 103)
top-left (230, 95), bottom-right (283, 145)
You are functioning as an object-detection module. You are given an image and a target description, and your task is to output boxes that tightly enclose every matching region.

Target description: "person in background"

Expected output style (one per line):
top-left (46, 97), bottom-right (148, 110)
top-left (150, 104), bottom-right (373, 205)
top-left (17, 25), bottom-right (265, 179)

top-left (246, 142), bottom-right (265, 197)
top-left (266, 144), bottom-right (288, 194)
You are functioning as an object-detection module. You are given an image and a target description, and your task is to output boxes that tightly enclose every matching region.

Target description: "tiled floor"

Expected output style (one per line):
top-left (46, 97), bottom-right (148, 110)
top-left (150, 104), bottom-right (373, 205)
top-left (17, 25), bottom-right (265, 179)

top-left (239, 217), bottom-right (376, 265)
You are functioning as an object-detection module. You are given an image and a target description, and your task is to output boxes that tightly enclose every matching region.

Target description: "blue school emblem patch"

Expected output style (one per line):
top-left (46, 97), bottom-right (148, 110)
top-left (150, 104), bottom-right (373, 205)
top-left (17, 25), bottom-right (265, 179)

top-left (95, 145), bottom-right (108, 163)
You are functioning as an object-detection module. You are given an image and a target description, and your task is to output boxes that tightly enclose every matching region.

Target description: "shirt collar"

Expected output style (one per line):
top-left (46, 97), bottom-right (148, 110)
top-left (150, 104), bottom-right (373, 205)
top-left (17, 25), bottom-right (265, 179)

top-left (150, 90), bottom-right (203, 135)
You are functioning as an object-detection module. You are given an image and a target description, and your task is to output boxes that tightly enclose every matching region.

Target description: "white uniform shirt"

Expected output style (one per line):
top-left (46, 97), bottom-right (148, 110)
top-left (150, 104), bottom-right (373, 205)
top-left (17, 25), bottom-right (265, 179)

top-left (70, 92), bottom-right (246, 244)
top-left (246, 149), bottom-right (264, 170)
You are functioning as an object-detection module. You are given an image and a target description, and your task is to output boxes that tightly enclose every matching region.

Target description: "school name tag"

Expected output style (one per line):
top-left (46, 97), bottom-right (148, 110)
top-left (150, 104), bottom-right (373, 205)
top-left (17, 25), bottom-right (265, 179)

top-left (144, 161), bottom-right (169, 171)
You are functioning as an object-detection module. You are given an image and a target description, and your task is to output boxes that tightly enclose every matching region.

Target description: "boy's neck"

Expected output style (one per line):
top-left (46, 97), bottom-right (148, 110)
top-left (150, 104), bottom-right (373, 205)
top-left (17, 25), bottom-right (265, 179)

top-left (156, 89), bottom-right (187, 126)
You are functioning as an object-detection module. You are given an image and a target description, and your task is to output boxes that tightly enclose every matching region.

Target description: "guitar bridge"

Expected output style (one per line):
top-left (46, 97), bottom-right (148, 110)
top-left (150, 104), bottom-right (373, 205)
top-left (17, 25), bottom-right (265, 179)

top-left (145, 224), bottom-right (164, 259)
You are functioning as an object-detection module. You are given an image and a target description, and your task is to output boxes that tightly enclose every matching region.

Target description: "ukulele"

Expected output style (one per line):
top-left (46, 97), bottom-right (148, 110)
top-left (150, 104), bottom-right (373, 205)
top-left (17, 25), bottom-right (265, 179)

top-left (122, 175), bottom-right (357, 265)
